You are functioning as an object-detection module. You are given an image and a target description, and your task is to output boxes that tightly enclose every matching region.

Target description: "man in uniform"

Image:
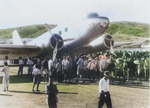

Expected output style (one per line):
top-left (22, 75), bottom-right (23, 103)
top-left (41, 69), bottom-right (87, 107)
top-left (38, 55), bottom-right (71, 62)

top-left (98, 71), bottom-right (112, 108)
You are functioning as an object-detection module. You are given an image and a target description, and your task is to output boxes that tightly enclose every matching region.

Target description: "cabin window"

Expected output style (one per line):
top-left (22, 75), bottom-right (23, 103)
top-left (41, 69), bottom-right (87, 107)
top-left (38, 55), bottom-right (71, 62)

top-left (59, 31), bottom-right (62, 35)
top-left (65, 27), bottom-right (68, 32)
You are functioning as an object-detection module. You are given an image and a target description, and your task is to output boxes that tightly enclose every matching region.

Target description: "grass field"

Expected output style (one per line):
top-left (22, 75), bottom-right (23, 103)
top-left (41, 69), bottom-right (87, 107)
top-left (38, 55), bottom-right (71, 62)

top-left (0, 67), bottom-right (149, 108)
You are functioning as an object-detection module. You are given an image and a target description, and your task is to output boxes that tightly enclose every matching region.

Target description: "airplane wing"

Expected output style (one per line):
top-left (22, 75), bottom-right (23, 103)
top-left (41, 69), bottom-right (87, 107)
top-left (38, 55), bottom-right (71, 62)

top-left (72, 39), bottom-right (149, 55)
top-left (114, 39), bottom-right (150, 48)
top-left (0, 45), bottom-right (40, 60)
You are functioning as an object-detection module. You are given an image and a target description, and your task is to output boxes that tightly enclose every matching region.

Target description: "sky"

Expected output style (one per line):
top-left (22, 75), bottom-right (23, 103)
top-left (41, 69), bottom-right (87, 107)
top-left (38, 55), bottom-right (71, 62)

top-left (0, 0), bottom-right (149, 29)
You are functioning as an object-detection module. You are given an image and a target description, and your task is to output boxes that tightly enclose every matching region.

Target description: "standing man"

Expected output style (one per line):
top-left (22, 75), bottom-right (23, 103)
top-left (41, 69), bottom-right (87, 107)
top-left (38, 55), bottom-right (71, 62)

top-left (62, 56), bottom-right (69, 82)
top-left (98, 71), bottom-right (112, 108)
top-left (83, 56), bottom-right (88, 79)
top-left (4, 56), bottom-right (8, 64)
top-left (48, 57), bottom-right (54, 79)
top-left (76, 55), bottom-right (84, 83)
top-left (1, 62), bottom-right (9, 91)
top-left (26, 57), bottom-right (34, 74)
top-left (67, 57), bottom-right (72, 83)
top-left (46, 78), bottom-right (58, 108)
top-left (32, 65), bottom-right (41, 91)
top-left (87, 57), bottom-right (96, 83)
top-left (18, 57), bottom-right (24, 75)
top-left (56, 59), bottom-right (62, 83)
top-left (43, 57), bottom-right (49, 82)
top-left (73, 55), bottom-right (79, 75)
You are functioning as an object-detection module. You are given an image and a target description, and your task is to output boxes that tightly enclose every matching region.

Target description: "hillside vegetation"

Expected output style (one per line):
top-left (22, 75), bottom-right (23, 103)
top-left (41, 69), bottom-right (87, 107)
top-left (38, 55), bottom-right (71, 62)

top-left (0, 22), bottom-right (149, 41)
top-left (0, 24), bottom-right (57, 40)
top-left (107, 22), bottom-right (149, 42)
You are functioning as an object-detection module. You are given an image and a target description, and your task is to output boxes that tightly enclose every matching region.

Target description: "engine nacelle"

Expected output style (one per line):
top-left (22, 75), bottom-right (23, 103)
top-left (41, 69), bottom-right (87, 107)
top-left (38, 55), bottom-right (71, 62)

top-left (92, 35), bottom-right (114, 52)
top-left (104, 35), bottom-right (114, 48)
top-left (50, 34), bottom-right (64, 50)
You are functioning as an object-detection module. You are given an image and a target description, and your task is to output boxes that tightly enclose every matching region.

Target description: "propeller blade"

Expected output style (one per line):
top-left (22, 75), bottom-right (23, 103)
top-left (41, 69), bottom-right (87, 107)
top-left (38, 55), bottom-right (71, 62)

top-left (59, 38), bottom-right (75, 42)
top-left (53, 43), bottom-right (58, 61)
top-left (110, 40), bottom-right (114, 54)
top-left (45, 23), bottom-right (58, 41)
top-left (103, 35), bottom-right (114, 54)
top-left (112, 31), bottom-right (120, 38)
top-left (45, 23), bottom-right (53, 35)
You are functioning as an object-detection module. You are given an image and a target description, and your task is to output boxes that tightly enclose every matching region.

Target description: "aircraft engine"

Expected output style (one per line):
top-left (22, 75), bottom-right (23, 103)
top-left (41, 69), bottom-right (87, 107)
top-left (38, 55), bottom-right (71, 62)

top-left (50, 34), bottom-right (64, 50)
top-left (103, 35), bottom-right (114, 49)
top-left (93, 35), bottom-right (114, 52)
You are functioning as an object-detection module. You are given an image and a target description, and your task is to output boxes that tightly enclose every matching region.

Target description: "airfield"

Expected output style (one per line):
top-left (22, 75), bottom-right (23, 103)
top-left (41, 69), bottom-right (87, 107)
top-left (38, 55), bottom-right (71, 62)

top-left (0, 66), bottom-right (149, 108)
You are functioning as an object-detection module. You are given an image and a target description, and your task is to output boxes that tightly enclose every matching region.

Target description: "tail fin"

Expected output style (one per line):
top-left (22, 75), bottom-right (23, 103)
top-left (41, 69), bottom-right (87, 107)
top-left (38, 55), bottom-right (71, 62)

top-left (12, 30), bottom-right (23, 45)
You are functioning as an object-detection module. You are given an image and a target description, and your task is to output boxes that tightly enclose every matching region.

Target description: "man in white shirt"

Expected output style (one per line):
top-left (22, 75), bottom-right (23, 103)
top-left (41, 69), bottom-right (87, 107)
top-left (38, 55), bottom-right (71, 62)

top-left (98, 71), bottom-right (112, 108)
top-left (48, 57), bottom-right (53, 79)
top-left (32, 65), bottom-right (41, 91)
top-left (76, 55), bottom-right (84, 82)
top-left (1, 62), bottom-right (9, 91)
top-left (62, 56), bottom-right (69, 82)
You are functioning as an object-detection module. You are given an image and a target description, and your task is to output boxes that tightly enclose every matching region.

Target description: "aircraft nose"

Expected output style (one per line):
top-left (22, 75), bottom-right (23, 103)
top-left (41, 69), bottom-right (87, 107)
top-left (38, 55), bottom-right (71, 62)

top-left (99, 16), bottom-right (109, 27)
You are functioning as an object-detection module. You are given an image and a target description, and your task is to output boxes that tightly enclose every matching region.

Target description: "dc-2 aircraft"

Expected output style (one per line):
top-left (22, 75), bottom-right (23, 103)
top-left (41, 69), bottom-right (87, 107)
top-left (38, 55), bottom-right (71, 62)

top-left (0, 12), bottom-right (114, 61)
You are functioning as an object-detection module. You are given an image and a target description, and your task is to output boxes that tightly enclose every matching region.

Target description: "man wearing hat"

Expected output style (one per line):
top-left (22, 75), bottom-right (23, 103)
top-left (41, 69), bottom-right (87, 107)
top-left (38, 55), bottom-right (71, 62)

top-left (98, 71), bottom-right (112, 108)
top-left (46, 78), bottom-right (58, 108)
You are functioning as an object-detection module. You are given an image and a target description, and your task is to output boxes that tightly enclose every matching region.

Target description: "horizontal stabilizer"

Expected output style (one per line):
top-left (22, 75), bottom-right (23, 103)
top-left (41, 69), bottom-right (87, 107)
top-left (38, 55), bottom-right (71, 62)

top-left (12, 30), bottom-right (23, 45)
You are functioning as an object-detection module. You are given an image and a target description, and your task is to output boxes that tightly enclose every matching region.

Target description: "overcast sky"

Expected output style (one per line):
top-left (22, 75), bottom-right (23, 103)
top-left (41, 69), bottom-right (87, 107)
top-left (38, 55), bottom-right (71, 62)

top-left (0, 0), bottom-right (149, 29)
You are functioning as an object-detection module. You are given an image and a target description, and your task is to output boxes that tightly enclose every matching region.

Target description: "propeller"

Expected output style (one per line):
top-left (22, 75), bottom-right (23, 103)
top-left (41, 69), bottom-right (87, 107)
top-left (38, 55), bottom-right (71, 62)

top-left (104, 35), bottom-right (114, 54)
top-left (103, 31), bottom-right (120, 54)
top-left (45, 23), bottom-right (75, 61)
top-left (45, 23), bottom-right (59, 61)
top-left (112, 31), bottom-right (120, 38)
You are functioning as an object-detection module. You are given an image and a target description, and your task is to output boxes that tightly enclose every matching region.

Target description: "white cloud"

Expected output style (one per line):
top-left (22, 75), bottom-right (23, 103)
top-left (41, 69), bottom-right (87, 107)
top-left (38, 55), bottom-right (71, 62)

top-left (0, 0), bottom-right (149, 29)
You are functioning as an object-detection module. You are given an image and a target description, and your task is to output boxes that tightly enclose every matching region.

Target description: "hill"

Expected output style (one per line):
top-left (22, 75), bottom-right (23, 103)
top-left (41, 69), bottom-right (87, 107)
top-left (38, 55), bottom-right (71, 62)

top-left (0, 24), bottom-right (57, 41)
top-left (107, 21), bottom-right (149, 42)
top-left (0, 22), bottom-right (149, 42)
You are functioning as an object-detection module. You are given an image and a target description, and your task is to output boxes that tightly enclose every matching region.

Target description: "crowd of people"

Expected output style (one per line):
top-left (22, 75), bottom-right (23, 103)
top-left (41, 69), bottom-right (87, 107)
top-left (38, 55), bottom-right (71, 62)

top-left (1, 54), bottom-right (113, 108)
top-left (1, 53), bottom-right (114, 91)
top-left (26, 53), bottom-right (113, 84)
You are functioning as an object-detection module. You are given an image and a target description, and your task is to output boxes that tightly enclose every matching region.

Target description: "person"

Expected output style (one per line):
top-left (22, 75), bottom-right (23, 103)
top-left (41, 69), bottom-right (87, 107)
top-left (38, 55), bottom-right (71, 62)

top-left (1, 62), bottom-right (9, 91)
top-left (83, 56), bottom-right (88, 79)
top-left (18, 57), bottom-right (24, 75)
top-left (62, 56), bottom-right (69, 82)
top-left (48, 57), bottom-right (54, 79)
top-left (56, 59), bottom-right (62, 83)
top-left (76, 55), bottom-right (84, 83)
top-left (36, 57), bottom-right (41, 70)
top-left (32, 65), bottom-right (41, 91)
top-left (26, 57), bottom-right (34, 74)
top-left (4, 56), bottom-right (8, 64)
top-left (99, 54), bottom-right (108, 72)
top-left (72, 55), bottom-right (79, 75)
top-left (87, 57), bottom-right (96, 82)
top-left (43, 57), bottom-right (49, 82)
top-left (99, 54), bottom-right (109, 79)
top-left (46, 78), bottom-right (58, 108)
top-left (94, 56), bottom-right (99, 81)
top-left (67, 57), bottom-right (72, 83)
top-left (98, 71), bottom-right (112, 108)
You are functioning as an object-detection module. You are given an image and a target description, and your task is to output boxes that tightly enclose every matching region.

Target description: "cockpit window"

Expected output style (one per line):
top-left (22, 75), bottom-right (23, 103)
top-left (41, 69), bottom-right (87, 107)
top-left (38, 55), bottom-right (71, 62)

top-left (65, 27), bottom-right (68, 32)
top-left (59, 31), bottom-right (62, 35)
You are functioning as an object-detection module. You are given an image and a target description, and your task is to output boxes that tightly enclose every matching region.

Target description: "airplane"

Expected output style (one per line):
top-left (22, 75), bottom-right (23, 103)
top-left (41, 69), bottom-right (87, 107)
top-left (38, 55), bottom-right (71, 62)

top-left (0, 12), bottom-right (114, 61)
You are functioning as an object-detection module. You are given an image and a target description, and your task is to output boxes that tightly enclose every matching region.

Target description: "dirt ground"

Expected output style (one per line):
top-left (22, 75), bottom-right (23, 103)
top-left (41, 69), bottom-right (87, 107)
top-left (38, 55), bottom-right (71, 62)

top-left (0, 80), bottom-right (149, 108)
